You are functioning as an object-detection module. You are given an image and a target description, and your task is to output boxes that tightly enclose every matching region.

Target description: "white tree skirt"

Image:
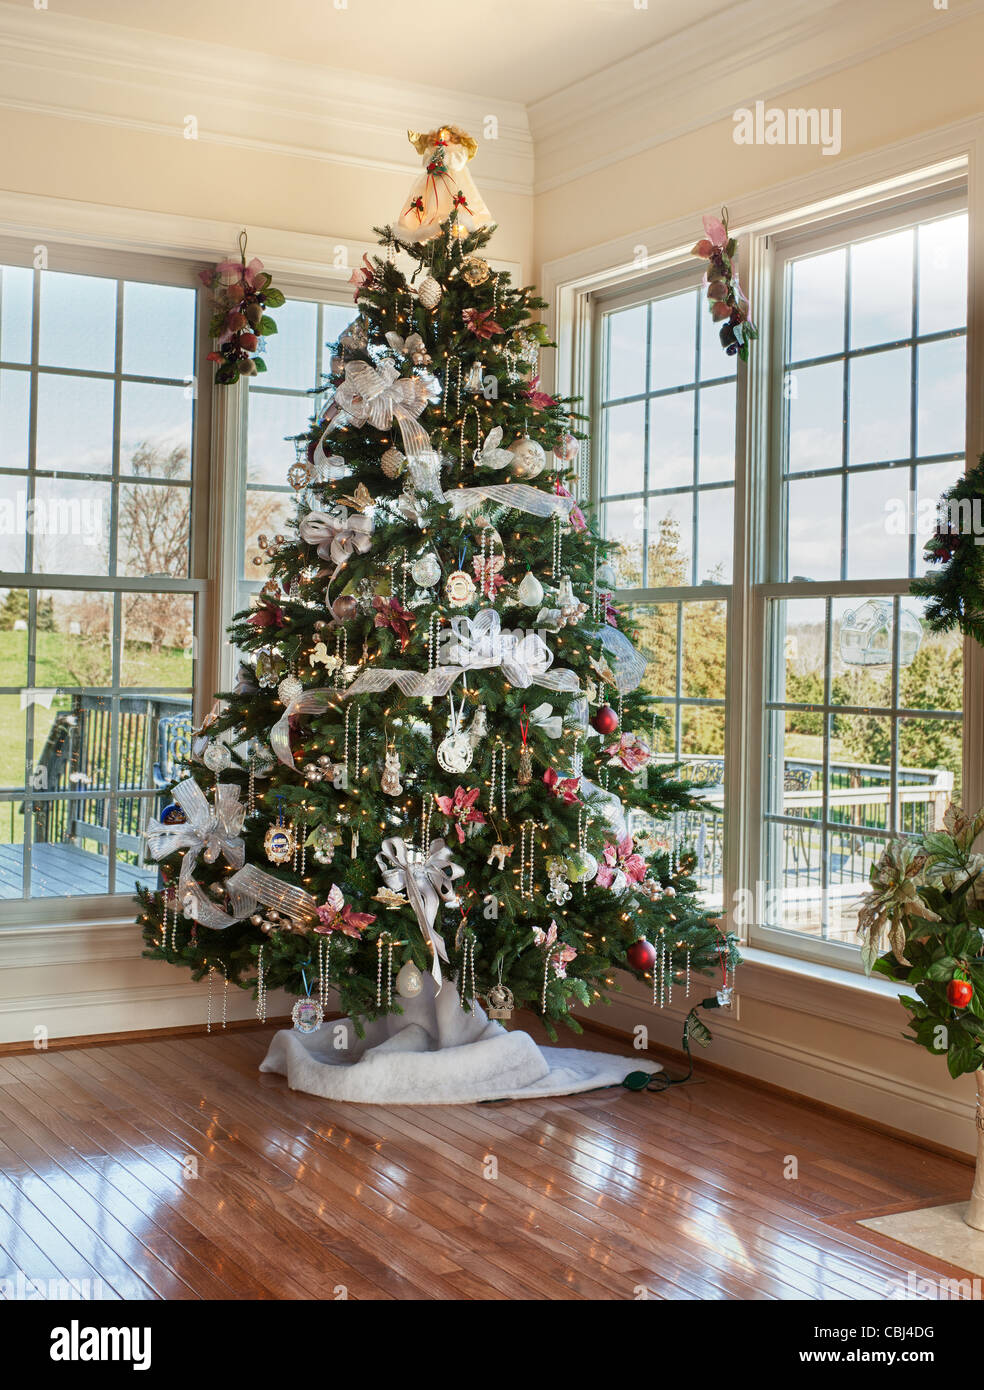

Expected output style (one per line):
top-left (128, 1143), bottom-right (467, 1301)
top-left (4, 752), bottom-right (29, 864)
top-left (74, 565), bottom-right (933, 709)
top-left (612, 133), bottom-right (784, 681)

top-left (260, 976), bottom-right (660, 1105)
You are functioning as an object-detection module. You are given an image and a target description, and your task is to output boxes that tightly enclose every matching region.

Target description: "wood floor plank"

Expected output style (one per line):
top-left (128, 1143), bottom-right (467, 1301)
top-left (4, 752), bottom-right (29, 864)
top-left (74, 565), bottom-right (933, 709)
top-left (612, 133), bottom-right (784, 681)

top-left (0, 1021), bottom-right (974, 1301)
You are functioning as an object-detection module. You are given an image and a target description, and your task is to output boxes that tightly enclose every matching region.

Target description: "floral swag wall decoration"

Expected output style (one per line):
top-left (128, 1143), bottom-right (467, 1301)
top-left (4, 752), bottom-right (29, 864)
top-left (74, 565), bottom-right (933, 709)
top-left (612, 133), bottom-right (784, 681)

top-left (200, 230), bottom-right (285, 385)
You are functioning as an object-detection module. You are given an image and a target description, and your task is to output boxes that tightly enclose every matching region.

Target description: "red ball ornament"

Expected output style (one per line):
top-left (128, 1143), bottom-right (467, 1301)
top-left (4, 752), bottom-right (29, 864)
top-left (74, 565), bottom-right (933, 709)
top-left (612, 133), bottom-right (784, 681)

top-left (626, 938), bottom-right (658, 972)
top-left (592, 704), bottom-right (619, 735)
top-left (946, 979), bottom-right (974, 1009)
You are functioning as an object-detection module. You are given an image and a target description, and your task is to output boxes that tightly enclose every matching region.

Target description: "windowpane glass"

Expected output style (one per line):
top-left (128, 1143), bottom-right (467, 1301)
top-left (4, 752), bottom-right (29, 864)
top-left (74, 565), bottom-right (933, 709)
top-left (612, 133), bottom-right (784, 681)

top-left (120, 382), bottom-right (193, 478)
top-left (118, 483), bottom-right (190, 579)
top-left (647, 492), bottom-right (692, 586)
top-left (847, 348), bottom-right (910, 465)
top-left (120, 597), bottom-right (194, 687)
top-left (0, 264), bottom-right (33, 363)
top-left (122, 281), bottom-right (195, 380)
top-left (696, 486), bottom-right (733, 582)
top-left (0, 477), bottom-right (26, 573)
top-left (918, 215), bottom-right (968, 335)
top-left (788, 248), bottom-right (845, 362)
top-left (0, 368), bottom-right (30, 470)
top-left (247, 390), bottom-right (311, 486)
top-left (647, 391), bottom-right (693, 490)
top-left (605, 304), bottom-right (647, 399)
top-left (697, 382), bottom-right (736, 484)
top-left (649, 291), bottom-right (695, 391)
top-left (39, 271), bottom-right (116, 372)
top-left (916, 337), bottom-right (965, 458)
top-left (846, 468), bottom-right (909, 579)
top-left (36, 373), bottom-right (115, 475)
top-left (31, 477), bottom-right (111, 576)
top-left (849, 229), bottom-right (912, 350)
top-left (602, 400), bottom-right (645, 494)
top-left (785, 474), bottom-right (841, 581)
top-left (787, 361), bottom-right (842, 473)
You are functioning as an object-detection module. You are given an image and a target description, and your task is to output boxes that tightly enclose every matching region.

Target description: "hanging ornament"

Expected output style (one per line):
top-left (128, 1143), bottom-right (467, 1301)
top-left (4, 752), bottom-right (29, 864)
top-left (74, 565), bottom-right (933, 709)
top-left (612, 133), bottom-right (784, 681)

top-left (160, 801), bottom-right (188, 826)
top-left (508, 435), bottom-right (548, 479)
top-left (553, 431), bottom-right (580, 464)
top-left (311, 824), bottom-right (343, 865)
top-left (264, 801), bottom-right (295, 864)
top-left (437, 691), bottom-right (473, 774)
top-left (445, 567), bottom-right (476, 607)
top-left (565, 847), bottom-right (598, 883)
top-left (411, 551), bottom-right (441, 588)
top-left (292, 997), bottom-right (324, 1033)
top-left (331, 594), bottom-right (359, 623)
top-left (381, 742), bottom-right (403, 796)
top-left (627, 938), bottom-right (658, 973)
top-left (381, 446), bottom-right (407, 479)
top-left (396, 960), bottom-right (424, 998)
top-left (465, 704), bottom-right (488, 750)
top-left (597, 560), bottom-right (618, 590)
top-left (277, 674), bottom-right (304, 706)
top-left (517, 706), bottom-right (532, 786)
top-left (202, 742), bottom-right (231, 776)
top-left (463, 360), bottom-right (485, 393)
top-left (515, 570), bottom-right (544, 607)
top-left (592, 704), bottom-right (620, 735)
top-left (485, 980), bottom-right (514, 1020)
top-left (461, 255), bottom-right (490, 287)
top-left (416, 275), bottom-right (442, 310)
top-left (546, 857), bottom-right (572, 906)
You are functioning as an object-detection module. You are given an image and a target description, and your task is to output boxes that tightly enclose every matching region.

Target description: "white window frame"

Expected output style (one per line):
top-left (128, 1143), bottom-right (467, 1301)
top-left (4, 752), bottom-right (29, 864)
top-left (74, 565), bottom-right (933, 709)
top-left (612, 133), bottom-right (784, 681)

top-left (547, 136), bottom-right (984, 977)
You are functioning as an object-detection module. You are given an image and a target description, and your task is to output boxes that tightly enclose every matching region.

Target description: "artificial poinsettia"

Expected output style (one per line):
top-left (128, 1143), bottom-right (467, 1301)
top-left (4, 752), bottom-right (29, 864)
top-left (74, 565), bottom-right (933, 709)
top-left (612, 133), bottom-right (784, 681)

top-left (247, 602), bottom-right (284, 630)
top-left (315, 884), bottom-right (377, 938)
top-left (533, 920), bottom-right (578, 978)
top-left (543, 767), bottom-right (581, 804)
top-left (372, 595), bottom-right (413, 649)
top-left (525, 376), bottom-right (557, 411)
top-left (349, 253), bottom-right (375, 300)
top-left (462, 307), bottom-right (503, 339)
top-left (435, 786), bottom-right (486, 843)
top-left (605, 731), bottom-right (652, 773)
top-left (596, 836), bottom-right (647, 890)
top-left (856, 838), bottom-right (939, 969)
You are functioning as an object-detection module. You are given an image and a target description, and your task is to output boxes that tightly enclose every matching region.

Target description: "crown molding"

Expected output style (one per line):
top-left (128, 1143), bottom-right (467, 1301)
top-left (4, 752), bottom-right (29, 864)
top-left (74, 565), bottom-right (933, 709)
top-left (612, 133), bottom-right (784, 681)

top-left (530, 0), bottom-right (984, 194)
top-left (0, 2), bottom-right (533, 195)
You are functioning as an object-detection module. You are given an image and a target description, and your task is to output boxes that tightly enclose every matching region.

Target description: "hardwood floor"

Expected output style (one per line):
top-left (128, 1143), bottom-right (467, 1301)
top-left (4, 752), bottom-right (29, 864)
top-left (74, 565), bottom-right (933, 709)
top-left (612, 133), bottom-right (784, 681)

top-left (0, 1017), bottom-right (975, 1300)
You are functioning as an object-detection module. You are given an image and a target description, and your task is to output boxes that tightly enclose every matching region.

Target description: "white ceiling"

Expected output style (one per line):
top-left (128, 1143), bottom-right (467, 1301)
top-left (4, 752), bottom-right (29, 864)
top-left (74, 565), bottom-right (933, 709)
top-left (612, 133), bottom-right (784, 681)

top-left (47, 0), bottom-right (732, 106)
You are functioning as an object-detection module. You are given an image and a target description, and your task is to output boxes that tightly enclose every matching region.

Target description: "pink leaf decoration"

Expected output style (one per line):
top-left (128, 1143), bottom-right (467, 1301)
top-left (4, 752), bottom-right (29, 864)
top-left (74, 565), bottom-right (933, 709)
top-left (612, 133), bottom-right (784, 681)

top-left (691, 239), bottom-right (714, 259)
top-left (702, 214), bottom-right (728, 248)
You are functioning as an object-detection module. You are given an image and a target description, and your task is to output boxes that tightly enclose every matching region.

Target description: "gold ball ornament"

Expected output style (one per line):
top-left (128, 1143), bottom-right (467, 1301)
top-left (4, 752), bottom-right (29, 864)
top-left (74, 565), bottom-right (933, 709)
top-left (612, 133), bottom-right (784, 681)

top-left (381, 447), bottom-right (407, 479)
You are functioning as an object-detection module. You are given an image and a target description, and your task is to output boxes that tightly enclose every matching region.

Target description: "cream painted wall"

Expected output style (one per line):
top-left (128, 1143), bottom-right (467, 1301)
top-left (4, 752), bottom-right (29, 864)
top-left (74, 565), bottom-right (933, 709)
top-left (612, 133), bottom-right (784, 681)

top-left (534, 15), bottom-right (984, 267)
top-left (0, 109), bottom-right (534, 274)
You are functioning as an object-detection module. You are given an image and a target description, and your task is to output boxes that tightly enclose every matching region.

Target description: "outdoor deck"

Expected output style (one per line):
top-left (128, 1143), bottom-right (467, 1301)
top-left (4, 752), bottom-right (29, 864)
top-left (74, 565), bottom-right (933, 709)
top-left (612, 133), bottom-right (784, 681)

top-left (0, 843), bottom-right (149, 901)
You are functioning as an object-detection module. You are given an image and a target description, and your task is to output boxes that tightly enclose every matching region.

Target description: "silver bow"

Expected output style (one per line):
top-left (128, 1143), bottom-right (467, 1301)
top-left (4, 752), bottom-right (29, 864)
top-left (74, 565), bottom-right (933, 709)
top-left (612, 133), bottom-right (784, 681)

top-left (333, 359), bottom-right (432, 459)
top-left (270, 688), bottom-right (342, 768)
top-left (298, 505), bottom-right (373, 575)
top-left (181, 862), bottom-right (319, 931)
top-left (439, 609), bottom-right (580, 692)
top-left (526, 702), bottom-right (563, 738)
top-left (448, 484), bottom-right (575, 520)
top-left (146, 778), bottom-right (245, 902)
top-left (375, 836), bottom-right (463, 992)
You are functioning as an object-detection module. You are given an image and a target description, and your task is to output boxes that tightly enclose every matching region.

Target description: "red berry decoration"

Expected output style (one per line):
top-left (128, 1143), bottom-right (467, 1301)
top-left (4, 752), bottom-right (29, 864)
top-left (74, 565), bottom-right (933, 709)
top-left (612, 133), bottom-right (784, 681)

top-left (592, 704), bottom-right (619, 736)
top-left (947, 979), bottom-right (974, 1009)
top-left (626, 938), bottom-right (658, 972)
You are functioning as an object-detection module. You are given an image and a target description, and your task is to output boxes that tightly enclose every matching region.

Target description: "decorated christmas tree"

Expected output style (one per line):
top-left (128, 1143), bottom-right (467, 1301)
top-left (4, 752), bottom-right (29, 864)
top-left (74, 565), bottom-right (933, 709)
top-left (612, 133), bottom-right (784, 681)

top-left (138, 125), bottom-right (736, 1092)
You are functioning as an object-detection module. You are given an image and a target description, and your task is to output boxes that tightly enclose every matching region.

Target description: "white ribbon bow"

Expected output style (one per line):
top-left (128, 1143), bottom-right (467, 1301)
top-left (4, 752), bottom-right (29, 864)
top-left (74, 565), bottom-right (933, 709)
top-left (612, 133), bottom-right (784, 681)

top-left (375, 836), bottom-right (463, 992)
top-left (181, 862), bottom-right (319, 931)
top-left (440, 609), bottom-right (580, 692)
top-left (333, 359), bottom-right (432, 459)
top-left (298, 505), bottom-right (373, 575)
top-left (526, 702), bottom-right (564, 738)
top-left (145, 778), bottom-right (245, 901)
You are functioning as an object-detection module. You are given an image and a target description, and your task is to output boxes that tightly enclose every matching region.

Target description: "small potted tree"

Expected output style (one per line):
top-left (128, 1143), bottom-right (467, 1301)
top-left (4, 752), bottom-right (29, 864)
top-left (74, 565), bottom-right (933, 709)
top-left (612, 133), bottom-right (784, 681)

top-left (858, 804), bottom-right (984, 1229)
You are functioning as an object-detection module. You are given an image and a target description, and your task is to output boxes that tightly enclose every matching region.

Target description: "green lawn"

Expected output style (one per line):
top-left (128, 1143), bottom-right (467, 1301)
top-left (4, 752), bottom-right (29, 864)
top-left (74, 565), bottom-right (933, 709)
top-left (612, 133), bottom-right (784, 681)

top-left (0, 630), bottom-right (191, 797)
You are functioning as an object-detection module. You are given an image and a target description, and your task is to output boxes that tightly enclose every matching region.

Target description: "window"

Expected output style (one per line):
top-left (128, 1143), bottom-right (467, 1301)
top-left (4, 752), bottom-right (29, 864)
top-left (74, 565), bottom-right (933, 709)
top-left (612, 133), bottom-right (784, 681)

top-left (590, 181), bottom-right (970, 965)
top-left (595, 282), bottom-right (735, 909)
top-left (0, 249), bottom-right (207, 912)
top-left (763, 199), bottom-right (967, 953)
top-left (235, 296), bottom-right (353, 619)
